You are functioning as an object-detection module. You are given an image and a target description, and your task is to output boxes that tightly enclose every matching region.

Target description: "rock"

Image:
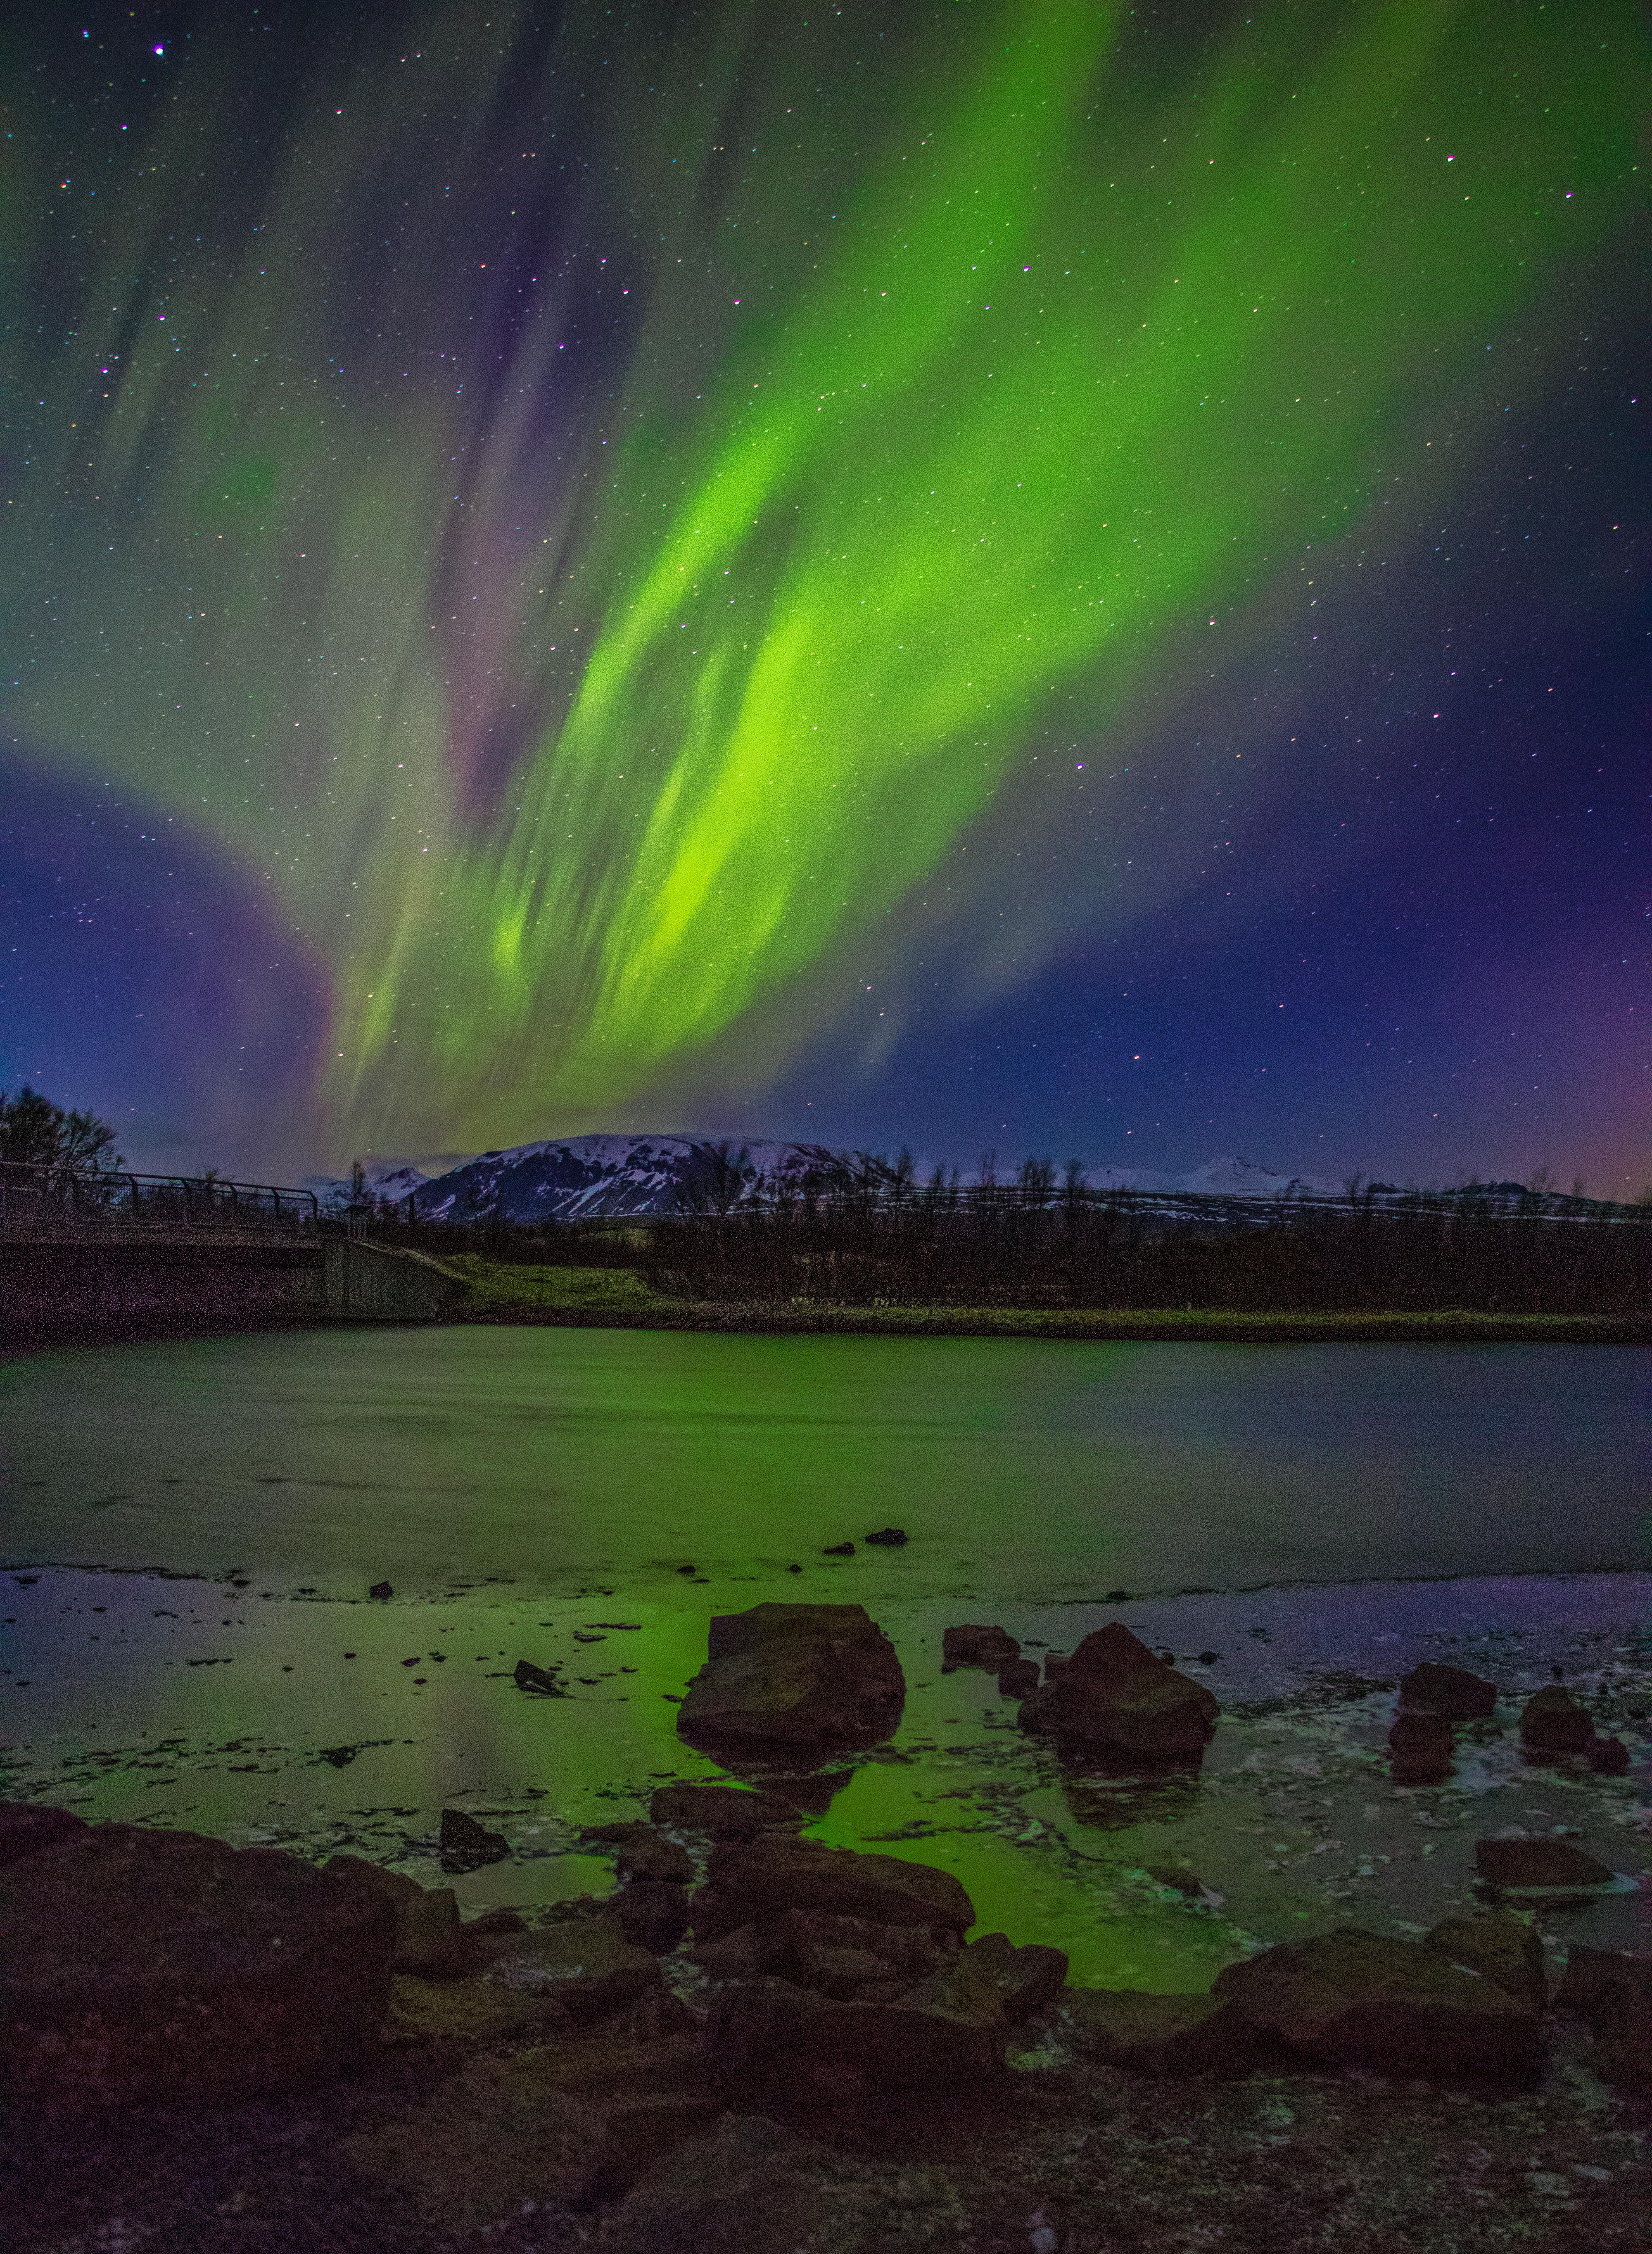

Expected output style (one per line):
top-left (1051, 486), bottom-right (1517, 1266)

top-left (439, 1807), bottom-right (509, 1869)
top-left (0, 1801), bottom-right (87, 1867)
top-left (771, 1909), bottom-right (957, 1997)
top-left (347, 2038), bottom-right (712, 2230)
top-left (1519, 1685), bottom-right (1595, 1753)
top-left (1424, 1912), bottom-right (1547, 2012)
top-left (905, 1931), bottom-right (1068, 2023)
top-left (1059, 1987), bottom-right (1257, 2078)
top-left (1022, 1624), bottom-right (1218, 1759)
top-left (604, 2112), bottom-right (943, 2254)
top-left (487, 1909), bottom-right (663, 2022)
top-left (323, 1854), bottom-right (467, 1975)
top-left (0, 1822), bottom-right (396, 2111)
top-left (1589, 1735), bottom-right (1630, 1775)
top-left (385, 1970), bottom-right (572, 2047)
top-left (942, 1624), bottom-right (1021, 1672)
top-left (676, 1603), bottom-right (905, 1755)
top-left (1399, 1662), bottom-right (1497, 1719)
top-left (821, 1541), bottom-right (854, 1556)
top-left (692, 1835), bottom-right (974, 1945)
top-left (1474, 1836), bottom-right (1615, 1891)
top-left (1144, 1863), bottom-right (1208, 1899)
top-left (368, 1581), bottom-right (392, 1600)
top-left (1389, 1708), bottom-right (1455, 1785)
top-left (613, 1881), bottom-right (692, 1953)
top-left (584, 1821), bottom-right (695, 1886)
top-left (997, 1659), bottom-right (1041, 1699)
top-left (863, 1527), bottom-right (907, 1546)
top-left (514, 1656), bottom-right (566, 1695)
top-left (693, 1921), bottom-right (769, 1982)
top-left (1212, 1925), bottom-right (1543, 2081)
top-left (650, 1782), bottom-right (795, 1838)
top-left (1557, 1947), bottom-right (1652, 2092)
top-left (709, 1973), bottom-right (1009, 2106)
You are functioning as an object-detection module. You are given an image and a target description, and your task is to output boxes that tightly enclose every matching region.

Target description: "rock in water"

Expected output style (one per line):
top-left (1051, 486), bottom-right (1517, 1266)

top-left (1518, 1685), bottom-right (1595, 1752)
top-left (676, 1603), bottom-right (905, 1755)
top-left (440, 1808), bottom-right (510, 1869)
top-left (513, 1657), bottom-right (565, 1695)
top-left (1212, 1925), bottom-right (1543, 2081)
top-left (941, 1624), bottom-right (1021, 1673)
top-left (1399, 1662), bottom-right (1498, 1719)
top-left (1388, 1708), bottom-right (1455, 1785)
top-left (1021, 1622), bottom-right (1218, 1759)
top-left (997, 1658), bottom-right (1041, 1699)
top-left (691, 1835), bottom-right (974, 1944)
top-left (0, 1822), bottom-right (395, 2111)
top-left (1589, 1735), bottom-right (1630, 1775)
top-left (1474, 1836), bottom-right (1614, 1891)
top-left (863, 1527), bottom-right (907, 1547)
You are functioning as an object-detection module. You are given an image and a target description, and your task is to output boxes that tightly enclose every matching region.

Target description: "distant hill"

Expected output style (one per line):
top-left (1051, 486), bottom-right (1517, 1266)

top-left (304, 1137), bottom-right (1350, 1220)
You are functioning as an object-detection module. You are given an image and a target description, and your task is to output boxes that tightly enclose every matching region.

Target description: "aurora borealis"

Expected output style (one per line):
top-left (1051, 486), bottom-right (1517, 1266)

top-left (3, 2), bottom-right (1645, 1187)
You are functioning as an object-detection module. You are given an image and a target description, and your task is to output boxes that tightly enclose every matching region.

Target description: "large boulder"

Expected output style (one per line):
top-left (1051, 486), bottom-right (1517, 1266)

top-left (1021, 1624), bottom-right (1218, 1759)
top-left (324, 1853), bottom-right (467, 1975)
top-left (708, 1972), bottom-right (1010, 2105)
top-left (691, 1835), bottom-right (974, 1945)
top-left (1058, 1987), bottom-right (1258, 2078)
top-left (1388, 1709), bottom-right (1455, 1786)
top-left (676, 1603), bottom-right (905, 1754)
top-left (0, 1822), bottom-right (396, 2111)
top-left (1212, 1926), bottom-right (1542, 2082)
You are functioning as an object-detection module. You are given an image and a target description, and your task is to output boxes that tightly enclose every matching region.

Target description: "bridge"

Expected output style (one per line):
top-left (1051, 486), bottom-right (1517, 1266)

top-left (0, 1163), bottom-right (458, 1348)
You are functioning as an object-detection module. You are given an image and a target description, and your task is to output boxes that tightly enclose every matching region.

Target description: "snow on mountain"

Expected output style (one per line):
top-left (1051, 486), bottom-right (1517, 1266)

top-left (1179, 1156), bottom-right (1342, 1198)
top-left (409, 1134), bottom-right (874, 1223)
top-left (301, 1160), bottom-right (432, 1212)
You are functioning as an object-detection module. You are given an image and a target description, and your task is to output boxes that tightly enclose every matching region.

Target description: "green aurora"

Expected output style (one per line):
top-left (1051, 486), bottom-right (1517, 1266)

top-left (3, 0), bottom-right (1638, 1160)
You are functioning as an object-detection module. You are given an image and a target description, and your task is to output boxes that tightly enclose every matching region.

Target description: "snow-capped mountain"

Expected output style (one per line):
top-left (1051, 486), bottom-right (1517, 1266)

top-left (407, 1135), bottom-right (876, 1223)
top-left (311, 1137), bottom-right (1351, 1222)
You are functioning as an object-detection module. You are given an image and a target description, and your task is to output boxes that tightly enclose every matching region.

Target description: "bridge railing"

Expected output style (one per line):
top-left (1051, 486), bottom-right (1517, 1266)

top-left (0, 1160), bottom-right (319, 1236)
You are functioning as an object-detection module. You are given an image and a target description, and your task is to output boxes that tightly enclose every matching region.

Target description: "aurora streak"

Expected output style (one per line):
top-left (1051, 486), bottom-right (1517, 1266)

top-left (2, 1), bottom-right (1643, 1179)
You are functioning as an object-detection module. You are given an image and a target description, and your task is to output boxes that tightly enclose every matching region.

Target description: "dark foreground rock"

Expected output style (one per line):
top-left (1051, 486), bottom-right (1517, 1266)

top-left (486, 1909), bottom-right (664, 2021)
top-left (1021, 1623), bottom-right (1219, 1759)
top-left (1389, 1707), bottom-right (1455, 1784)
top-left (1212, 1925), bottom-right (1543, 2082)
top-left (1424, 1911), bottom-right (1548, 2013)
top-left (676, 1602), bottom-right (906, 1754)
top-left (0, 1799), bottom-right (88, 1866)
top-left (0, 1822), bottom-right (395, 2111)
top-left (439, 1806), bottom-right (509, 1868)
top-left (323, 1853), bottom-right (467, 1975)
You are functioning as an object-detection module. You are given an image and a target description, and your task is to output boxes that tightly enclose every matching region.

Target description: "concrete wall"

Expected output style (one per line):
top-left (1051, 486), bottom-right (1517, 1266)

top-left (0, 1233), bottom-right (458, 1346)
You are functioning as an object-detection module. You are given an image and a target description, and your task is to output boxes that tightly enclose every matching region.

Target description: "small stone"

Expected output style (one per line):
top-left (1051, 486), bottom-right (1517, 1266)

top-left (1519, 1686), bottom-right (1595, 1753)
top-left (1475, 1836), bottom-right (1614, 1891)
top-left (821, 1541), bottom-right (854, 1557)
top-left (440, 1809), bottom-right (509, 1869)
top-left (1400, 1662), bottom-right (1498, 1719)
top-left (863, 1527), bottom-right (907, 1547)
top-left (513, 1657), bottom-right (565, 1695)
top-left (368, 1581), bottom-right (392, 1600)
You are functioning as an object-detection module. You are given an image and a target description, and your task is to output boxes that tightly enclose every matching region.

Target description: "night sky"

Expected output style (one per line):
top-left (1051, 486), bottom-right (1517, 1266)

top-left (3, 1), bottom-right (1645, 1192)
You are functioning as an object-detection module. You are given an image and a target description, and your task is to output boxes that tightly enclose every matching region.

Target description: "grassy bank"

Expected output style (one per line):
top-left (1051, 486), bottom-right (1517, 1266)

top-left (438, 1259), bottom-right (1651, 1343)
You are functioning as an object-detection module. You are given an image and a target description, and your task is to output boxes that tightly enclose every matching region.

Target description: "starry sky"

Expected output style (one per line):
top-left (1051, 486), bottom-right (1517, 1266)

top-left (2, 0), bottom-right (1645, 1191)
